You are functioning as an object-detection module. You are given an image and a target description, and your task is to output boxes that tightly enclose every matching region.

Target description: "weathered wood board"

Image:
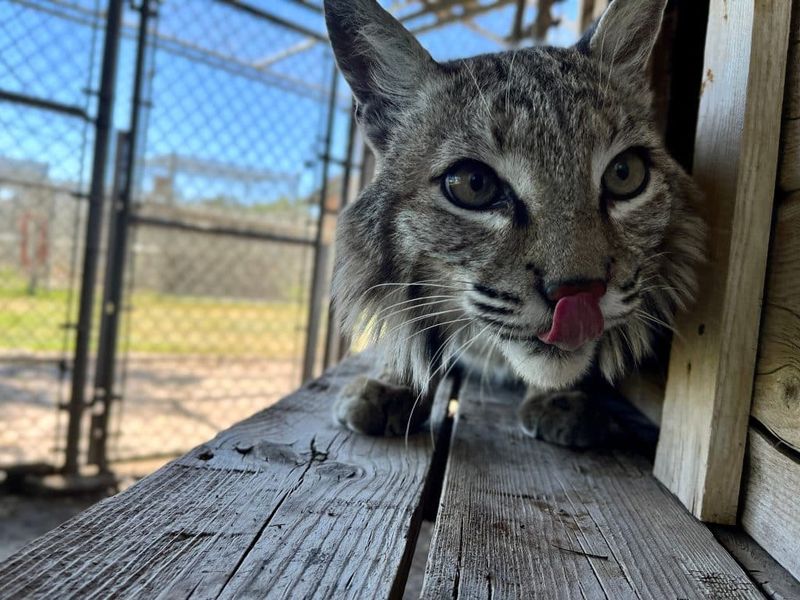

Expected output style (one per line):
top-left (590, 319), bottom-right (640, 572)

top-left (619, 368), bottom-right (665, 426)
top-left (0, 355), bottom-right (449, 599)
top-left (794, 0), bottom-right (800, 43)
top-left (420, 378), bottom-right (763, 599)
top-left (779, 2), bottom-right (800, 192)
top-left (740, 427), bottom-right (800, 582)
top-left (780, 119), bottom-right (800, 193)
top-left (785, 40), bottom-right (800, 121)
top-left (752, 192), bottom-right (800, 452)
top-left (655, 0), bottom-right (793, 523)
top-left (712, 525), bottom-right (800, 600)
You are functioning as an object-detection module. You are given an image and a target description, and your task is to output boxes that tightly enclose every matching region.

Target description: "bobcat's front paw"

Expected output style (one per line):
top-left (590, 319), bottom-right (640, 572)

top-left (333, 376), bottom-right (431, 436)
top-left (518, 389), bottom-right (610, 449)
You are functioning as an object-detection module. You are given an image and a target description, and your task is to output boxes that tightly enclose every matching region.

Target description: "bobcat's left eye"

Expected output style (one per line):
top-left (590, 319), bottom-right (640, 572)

top-left (602, 148), bottom-right (650, 201)
top-left (442, 160), bottom-right (501, 209)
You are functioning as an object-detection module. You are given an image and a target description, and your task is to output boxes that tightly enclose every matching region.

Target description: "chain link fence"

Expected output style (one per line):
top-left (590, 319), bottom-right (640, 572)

top-left (0, 0), bottom-right (104, 469)
top-left (109, 0), bottom-right (343, 462)
top-left (1, 0), bottom-right (581, 477)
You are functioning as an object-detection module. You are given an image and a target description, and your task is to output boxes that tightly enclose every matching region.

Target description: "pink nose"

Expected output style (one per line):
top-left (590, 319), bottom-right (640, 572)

top-left (544, 279), bottom-right (607, 303)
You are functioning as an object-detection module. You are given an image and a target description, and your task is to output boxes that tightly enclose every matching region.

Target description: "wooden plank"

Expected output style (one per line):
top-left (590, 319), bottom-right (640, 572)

top-left (785, 41), bottom-right (800, 121)
top-left (591, 0), bottom-right (608, 21)
top-left (0, 354), bottom-right (450, 599)
top-left (740, 427), bottom-right (800, 581)
top-left (619, 369), bottom-right (665, 426)
top-left (577, 0), bottom-right (595, 31)
top-left (654, 0), bottom-right (793, 524)
top-left (779, 118), bottom-right (800, 193)
top-left (420, 378), bottom-right (763, 599)
top-left (794, 0), bottom-right (800, 43)
top-left (752, 192), bottom-right (800, 452)
top-left (783, 5), bottom-right (800, 190)
top-left (576, 0), bottom-right (608, 31)
top-left (712, 525), bottom-right (800, 600)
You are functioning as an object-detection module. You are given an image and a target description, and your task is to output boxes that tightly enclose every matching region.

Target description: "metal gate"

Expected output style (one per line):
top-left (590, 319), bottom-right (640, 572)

top-left (94, 0), bottom-right (351, 468)
top-left (0, 0), bottom-right (354, 479)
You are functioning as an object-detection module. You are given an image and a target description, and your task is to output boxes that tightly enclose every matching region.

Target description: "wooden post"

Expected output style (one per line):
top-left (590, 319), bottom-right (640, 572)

top-left (577, 0), bottom-right (608, 31)
top-left (654, 0), bottom-right (793, 524)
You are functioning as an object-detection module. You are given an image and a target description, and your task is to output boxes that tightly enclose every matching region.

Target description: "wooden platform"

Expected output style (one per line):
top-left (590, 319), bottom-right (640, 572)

top-left (0, 355), bottom-right (796, 599)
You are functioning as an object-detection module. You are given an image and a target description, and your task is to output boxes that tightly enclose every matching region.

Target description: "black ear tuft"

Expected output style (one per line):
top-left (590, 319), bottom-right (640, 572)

top-left (324, 0), bottom-right (436, 153)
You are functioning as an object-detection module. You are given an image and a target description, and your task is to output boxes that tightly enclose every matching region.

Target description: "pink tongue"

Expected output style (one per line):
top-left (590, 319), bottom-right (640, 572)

top-left (538, 293), bottom-right (604, 351)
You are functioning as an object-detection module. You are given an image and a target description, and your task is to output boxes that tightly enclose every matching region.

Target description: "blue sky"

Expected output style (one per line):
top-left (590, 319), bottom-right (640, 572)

top-left (0, 0), bottom-right (580, 207)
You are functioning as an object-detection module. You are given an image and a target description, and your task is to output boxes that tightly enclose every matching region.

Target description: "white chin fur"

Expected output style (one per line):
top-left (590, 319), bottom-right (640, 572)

top-left (500, 340), bottom-right (595, 390)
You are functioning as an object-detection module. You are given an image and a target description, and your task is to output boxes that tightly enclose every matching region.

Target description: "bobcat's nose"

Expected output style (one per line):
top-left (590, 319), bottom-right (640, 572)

top-left (544, 279), bottom-right (607, 303)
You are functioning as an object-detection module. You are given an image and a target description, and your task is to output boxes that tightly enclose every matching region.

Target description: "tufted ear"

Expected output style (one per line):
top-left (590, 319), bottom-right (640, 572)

top-left (577, 0), bottom-right (667, 76)
top-left (324, 0), bottom-right (436, 153)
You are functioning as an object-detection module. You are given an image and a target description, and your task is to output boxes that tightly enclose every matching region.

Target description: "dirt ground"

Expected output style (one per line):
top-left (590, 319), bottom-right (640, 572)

top-left (0, 354), bottom-right (301, 467)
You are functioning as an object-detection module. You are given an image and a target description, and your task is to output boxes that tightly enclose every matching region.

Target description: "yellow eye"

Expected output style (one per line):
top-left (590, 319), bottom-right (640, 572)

top-left (443, 160), bottom-right (501, 209)
top-left (602, 148), bottom-right (650, 200)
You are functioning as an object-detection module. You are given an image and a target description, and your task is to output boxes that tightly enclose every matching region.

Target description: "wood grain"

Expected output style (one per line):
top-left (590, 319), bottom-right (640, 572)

top-left (785, 41), bottom-right (800, 121)
top-left (654, 0), bottom-right (793, 524)
top-left (576, 0), bottom-right (608, 31)
top-left (752, 192), bottom-right (800, 452)
top-left (740, 427), bottom-right (800, 581)
top-left (779, 118), bottom-right (800, 193)
top-left (712, 524), bottom-right (800, 600)
top-left (577, 0), bottom-right (595, 31)
top-left (420, 378), bottom-right (763, 599)
top-left (779, 3), bottom-right (800, 190)
top-left (794, 0), bottom-right (800, 43)
top-left (619, 369), bottom-right (665, 426)
top-left (0, 354), bottom-right (449, 599)
top-left (591, 0), bottom-right (608, 21)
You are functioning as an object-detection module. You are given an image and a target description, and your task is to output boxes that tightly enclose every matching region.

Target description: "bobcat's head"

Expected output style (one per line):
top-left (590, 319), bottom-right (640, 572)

top-left (325, 0), bottom-right (705, 391)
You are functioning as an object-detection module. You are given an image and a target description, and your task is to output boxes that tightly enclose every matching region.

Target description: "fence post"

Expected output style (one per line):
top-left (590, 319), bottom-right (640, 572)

top-left (63, 0), bottom-right (125, 476)
top-left (302, 65), bottom-right (339, 382)
top-left (89, 0), bottom-right (154, 472)
top-left (322, 103), bottom-right (358, 370)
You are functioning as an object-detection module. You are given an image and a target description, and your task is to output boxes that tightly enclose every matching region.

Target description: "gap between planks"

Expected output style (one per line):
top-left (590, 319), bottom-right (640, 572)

top-left (421, 376), bottom-right (765, 599)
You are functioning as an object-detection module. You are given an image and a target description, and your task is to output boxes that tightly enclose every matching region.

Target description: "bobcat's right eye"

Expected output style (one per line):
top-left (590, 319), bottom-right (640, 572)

top-left (442, 160), bottom-right (501, 209)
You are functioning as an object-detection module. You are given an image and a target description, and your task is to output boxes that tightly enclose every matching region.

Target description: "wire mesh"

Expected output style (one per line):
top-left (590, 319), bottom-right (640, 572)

top-left (108, 0), bottom-right (339, 462)
top-left (0, 0), bottom-right (103, 468)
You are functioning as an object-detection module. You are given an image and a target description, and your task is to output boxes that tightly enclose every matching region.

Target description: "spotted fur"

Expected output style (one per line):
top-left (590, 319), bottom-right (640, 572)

top-left (325, 0), bottom-right (705, 409)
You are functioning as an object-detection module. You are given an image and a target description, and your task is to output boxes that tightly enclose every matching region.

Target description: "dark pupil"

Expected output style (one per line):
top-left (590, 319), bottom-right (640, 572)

top-left (614, 161), bottom-right (630, 181)
top-left (469, 172), bottom-right (484, 192)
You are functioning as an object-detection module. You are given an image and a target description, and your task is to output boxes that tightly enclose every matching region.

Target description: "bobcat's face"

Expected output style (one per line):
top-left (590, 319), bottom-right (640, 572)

top-left (326, 0), bottom-right (705, 390)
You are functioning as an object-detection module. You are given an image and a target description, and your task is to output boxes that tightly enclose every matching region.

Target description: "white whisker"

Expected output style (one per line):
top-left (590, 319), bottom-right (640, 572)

top-left (405, 322), bottom-right (490, 445)
top-left (384, 308), bottom-right (464, 337)
top-left (398, 316), bottom-right (473, 346)
top-left (634, 310), bottom-right (684, 342)
top-left (406, 319), bottom-right (475, 446)
top-left (377, 297), bottom-right (457, 323)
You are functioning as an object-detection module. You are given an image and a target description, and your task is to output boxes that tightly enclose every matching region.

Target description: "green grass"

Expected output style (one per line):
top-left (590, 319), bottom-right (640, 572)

top-left (0, 271), bottom-right (308, 359)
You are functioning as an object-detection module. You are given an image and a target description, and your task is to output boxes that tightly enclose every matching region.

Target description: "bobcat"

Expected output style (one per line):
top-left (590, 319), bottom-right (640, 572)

top-left (324, 0), bottom-right (705, 447)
